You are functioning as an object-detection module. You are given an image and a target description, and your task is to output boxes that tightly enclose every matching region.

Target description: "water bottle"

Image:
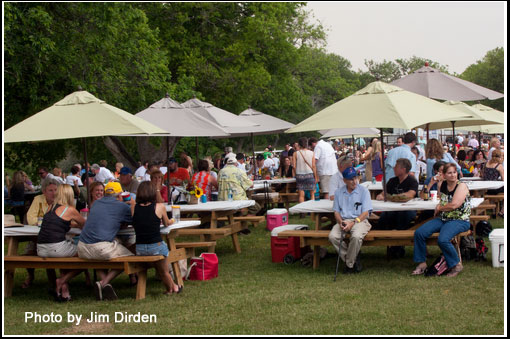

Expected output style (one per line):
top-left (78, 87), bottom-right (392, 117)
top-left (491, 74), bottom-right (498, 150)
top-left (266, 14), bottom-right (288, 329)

top-left (314, 183), bottom-right (320, 201)
top-left (228, 188), bottom-right (233, 202)
top-left (200, 194), bottom-right (207, 203)
top-left (372, 176), bottom-right (376, 185)
top-left (80, 208), bottom-right (89, 220)
top-left (172, 206), bottom-right (181, 223)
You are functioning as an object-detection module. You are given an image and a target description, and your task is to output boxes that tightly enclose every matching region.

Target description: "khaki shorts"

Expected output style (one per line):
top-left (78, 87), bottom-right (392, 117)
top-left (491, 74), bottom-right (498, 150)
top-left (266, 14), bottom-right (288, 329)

top-left (319, 175), bottom-right (332, 193)
top-left (77, 240), bottom-right (134, 260)
top-left (37, 240), bottom-right (77, 258)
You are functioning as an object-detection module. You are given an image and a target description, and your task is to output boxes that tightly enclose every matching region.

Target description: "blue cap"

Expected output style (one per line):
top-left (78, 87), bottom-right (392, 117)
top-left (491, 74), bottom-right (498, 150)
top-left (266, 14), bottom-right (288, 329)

top-left (119, 166), bottom-right (132, 175)
top-left (342, 167), bottom-right (358, 180)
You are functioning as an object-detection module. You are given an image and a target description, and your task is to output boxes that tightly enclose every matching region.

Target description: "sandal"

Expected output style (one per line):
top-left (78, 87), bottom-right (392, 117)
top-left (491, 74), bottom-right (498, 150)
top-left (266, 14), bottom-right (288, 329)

top-left (446, 263), bottom-right (463, 277)
top-left (412, 264), bottom-right (427, 275)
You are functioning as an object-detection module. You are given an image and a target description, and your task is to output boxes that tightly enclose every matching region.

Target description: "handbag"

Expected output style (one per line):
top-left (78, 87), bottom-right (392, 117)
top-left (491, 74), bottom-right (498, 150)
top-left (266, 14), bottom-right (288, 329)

top-left (185, 253), bottom-right (218, 281)
top-left (170, 259), bottom-right (188, 281)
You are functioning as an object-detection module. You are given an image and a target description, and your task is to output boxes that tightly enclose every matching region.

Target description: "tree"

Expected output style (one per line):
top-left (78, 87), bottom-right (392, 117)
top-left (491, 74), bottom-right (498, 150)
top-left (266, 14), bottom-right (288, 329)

top-left (460, 47), bottom-right (504, 111)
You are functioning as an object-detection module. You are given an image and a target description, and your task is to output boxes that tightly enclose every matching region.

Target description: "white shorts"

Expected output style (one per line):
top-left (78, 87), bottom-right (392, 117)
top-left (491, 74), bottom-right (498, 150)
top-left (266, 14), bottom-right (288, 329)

top-left (37, 240), bottom-right (77, 257)
top-left (77, 240), bottom-right (134, 260)
top-left (319, 175), bottom-right (332, 193)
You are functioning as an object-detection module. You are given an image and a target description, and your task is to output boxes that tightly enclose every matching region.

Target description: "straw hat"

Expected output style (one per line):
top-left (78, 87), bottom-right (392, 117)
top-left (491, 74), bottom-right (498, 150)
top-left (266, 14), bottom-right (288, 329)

top-left (4, 214), bottom-right (23, 227)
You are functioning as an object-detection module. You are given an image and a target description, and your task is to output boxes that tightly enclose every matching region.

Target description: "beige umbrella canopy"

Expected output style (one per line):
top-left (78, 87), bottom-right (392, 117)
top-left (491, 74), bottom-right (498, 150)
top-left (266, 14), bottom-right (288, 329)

top-left (320, 127), bottom-right (381, 139)
top-left (135, 95), bottom-right (230, 137)
top-left (237, 107), bottom-right (295, 136)
top-left (443, 104), bottom-right (505, 134)
top-left (391, 64), bottom-right (504, 101)
top-left (285, 81), bottom-right (470, 133)
top-left (4, 91), bottom-right (167, 143)
top-left (182, 98), bottom-right (260, 134)
top-left (416, 101), bottom-right (504, 131)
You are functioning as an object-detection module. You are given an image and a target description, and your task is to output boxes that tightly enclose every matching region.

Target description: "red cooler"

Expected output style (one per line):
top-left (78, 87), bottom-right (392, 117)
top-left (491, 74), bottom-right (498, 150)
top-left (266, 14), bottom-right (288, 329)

top-left (271, 224), bottom-right (309, 264)
top-left (266, 208), bottom-right (289, 231)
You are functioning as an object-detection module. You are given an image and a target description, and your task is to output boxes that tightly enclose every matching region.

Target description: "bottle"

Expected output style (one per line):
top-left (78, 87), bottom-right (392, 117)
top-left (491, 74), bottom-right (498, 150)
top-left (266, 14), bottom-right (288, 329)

top-left (422, 187), bottom-right (429, 201)
top-left (314, 183), bottom-right (320, 201)
top-left (37, 202), bottom-right (44, 226)
top-left (372, 176), bottom-right (376, 185)
top-left (228, 188), bottom-right (233, 202)
top-left (172, 206), bottom-right (181, 223)
top-left (80, 208), bottom-right (89, 220)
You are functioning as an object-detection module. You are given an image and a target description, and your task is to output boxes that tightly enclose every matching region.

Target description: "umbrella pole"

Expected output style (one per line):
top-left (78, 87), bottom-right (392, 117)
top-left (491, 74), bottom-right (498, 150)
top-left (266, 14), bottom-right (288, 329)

top-left (426, 124), bottom-right (430, 142)
top-left (252, 133), bottom-right (257, 178)
top-left (195, 137), bottom-right (199, 169)
top-left (380, 129), bottom-right (387, 202)
top-left (352, 135), bottom-right (355, 151)
top-left (478, 131), bottom-right (482, 146)
top-left (82, 138), bottom-right (90, 208)
top-left (167, 137), bottom-right (170, 203)
top-left (451, 121), bottom-right (456, 144)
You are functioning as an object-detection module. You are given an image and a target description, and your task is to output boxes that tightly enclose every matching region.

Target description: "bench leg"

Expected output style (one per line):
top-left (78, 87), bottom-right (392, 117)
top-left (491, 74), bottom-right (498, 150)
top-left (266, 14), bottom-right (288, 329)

top-left (135, 270), bottom-right (147, 300)
top-left (5, 269), bottom-right (15, 297)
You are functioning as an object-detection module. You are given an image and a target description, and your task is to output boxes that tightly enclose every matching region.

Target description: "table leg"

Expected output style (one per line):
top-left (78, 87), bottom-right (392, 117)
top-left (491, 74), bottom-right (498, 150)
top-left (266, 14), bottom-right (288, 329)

top-left (5, 237), bottom-right (19, 297)
top-left (166, 232), bottom-right (184, 288)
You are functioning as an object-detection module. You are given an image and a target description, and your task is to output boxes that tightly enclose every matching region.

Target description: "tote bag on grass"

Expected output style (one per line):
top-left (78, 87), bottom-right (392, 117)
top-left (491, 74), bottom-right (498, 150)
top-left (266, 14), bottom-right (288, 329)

top-left (185, 253), bottom-right (218, 281)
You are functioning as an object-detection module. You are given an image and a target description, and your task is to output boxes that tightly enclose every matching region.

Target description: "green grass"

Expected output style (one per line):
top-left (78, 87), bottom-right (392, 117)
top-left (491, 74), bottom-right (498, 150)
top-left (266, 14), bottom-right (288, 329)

top-left (4, 216), bottom-right (505, 335)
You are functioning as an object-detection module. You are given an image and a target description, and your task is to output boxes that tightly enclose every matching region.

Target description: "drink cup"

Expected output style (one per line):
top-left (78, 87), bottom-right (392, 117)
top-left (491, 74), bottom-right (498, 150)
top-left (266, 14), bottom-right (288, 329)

top-left (430, 190), bottom-right (438, 201)
top-left (121, 192), bottom-right (131, 202)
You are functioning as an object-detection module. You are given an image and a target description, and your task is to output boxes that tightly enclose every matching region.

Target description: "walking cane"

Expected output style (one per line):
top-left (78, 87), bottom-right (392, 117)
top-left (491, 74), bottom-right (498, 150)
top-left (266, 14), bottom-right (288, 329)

top-left (333, 222), bottom-right (346, 281)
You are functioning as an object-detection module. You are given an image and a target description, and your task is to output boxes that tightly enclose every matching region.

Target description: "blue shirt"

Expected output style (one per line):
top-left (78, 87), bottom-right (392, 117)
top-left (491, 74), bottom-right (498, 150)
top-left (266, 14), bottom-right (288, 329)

top-left (79, 196), bottom-right (133, 244)
top-left (333, 184), bottom-right (372, 219)
top-left (385, 144), bottom-right (417, 182)
top-left (426, 153), bottom-right (461, 179)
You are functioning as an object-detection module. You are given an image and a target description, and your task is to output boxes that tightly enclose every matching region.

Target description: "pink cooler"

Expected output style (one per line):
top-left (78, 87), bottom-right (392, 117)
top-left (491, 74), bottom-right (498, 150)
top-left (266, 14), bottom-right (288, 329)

top-left (271, 224), bottom-right (309, 264)
top-left (266, 208), bottom-right (289, 231)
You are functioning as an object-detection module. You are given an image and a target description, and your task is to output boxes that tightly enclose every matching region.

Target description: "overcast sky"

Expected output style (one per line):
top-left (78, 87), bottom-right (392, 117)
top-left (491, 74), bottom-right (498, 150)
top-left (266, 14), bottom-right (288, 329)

top-left (306, 2), bottom-right (506, 75)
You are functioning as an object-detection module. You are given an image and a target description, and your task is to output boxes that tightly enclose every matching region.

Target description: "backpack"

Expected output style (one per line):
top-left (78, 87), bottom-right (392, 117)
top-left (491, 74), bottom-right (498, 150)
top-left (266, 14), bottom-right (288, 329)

top-left (460, 235), bottom-right (477, 261)
top-left (475, 220), bottom-right (493, 238)
top-left (424, 254), bottom-right (449, 277)
top-left (475, 237), bottom-right (489, 261)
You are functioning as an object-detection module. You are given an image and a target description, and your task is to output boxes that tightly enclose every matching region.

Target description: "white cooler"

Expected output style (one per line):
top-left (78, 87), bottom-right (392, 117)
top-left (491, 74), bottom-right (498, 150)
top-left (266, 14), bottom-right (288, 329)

top-left (488, 229), bottom-right (505, 268)
top-left (266, 208), bottom-right (289, 231)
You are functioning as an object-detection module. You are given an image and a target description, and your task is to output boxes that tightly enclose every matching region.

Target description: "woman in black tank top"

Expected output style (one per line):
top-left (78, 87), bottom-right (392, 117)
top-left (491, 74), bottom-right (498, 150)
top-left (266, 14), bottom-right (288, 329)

top-left (132, 182), bottom-right (180, 294)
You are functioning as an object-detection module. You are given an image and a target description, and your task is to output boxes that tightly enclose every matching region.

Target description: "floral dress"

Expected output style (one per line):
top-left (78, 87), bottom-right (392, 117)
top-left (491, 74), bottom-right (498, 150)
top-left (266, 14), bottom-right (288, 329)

top-left (438, 181), bottom-right (471, 222)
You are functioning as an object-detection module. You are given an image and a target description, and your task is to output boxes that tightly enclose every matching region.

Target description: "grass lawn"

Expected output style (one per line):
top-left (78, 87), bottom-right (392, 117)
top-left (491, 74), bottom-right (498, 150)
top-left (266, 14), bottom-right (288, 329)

top-left (3, 215), bottom-right (505, 335)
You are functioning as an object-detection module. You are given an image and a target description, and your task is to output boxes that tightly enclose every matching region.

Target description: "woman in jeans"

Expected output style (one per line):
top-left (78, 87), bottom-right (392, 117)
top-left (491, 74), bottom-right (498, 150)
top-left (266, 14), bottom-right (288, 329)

top-left (412, 163), bottom-right (471, 277)
top-left (131, 181), bottom-right (181, 295)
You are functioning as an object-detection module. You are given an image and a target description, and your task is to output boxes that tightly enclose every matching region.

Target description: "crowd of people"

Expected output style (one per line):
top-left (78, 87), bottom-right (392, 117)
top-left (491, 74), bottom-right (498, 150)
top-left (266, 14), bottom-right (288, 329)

top-left (4, 132), bottom-right (504, 300)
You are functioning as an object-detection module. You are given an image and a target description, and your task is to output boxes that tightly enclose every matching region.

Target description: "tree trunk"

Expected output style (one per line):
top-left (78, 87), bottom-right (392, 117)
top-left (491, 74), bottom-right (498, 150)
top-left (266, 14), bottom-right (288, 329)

top-left (103, 136), bottom-right (138, 168)
top-left (236, 138), bottom-right (245, 154)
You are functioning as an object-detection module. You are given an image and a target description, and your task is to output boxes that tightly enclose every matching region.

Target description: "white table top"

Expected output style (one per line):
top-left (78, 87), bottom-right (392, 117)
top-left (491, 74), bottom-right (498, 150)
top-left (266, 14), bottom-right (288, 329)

top-left (460, 177), bottom-right (482, 181)
top-left (288, 198), bottom-right (484, 214)
top-left (165, 200), bottom-right (255, 212)
top-left (4, 221), bottom-right (201, 237)
top-left (253, 178), bottom-right (296, 185)
top-left (360, 180), bottom-right (503, 191)
top-left (360, 182), bottom-right (424, 191)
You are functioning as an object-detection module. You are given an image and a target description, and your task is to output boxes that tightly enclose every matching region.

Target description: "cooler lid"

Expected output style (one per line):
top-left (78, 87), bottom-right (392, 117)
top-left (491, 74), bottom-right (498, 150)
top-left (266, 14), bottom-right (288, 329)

top-left (267, 208), bottom-right (288, 215)
top-left (488, 228), bottom-right (505, 241)
top-left (271, 224), bottom-right (309, 236)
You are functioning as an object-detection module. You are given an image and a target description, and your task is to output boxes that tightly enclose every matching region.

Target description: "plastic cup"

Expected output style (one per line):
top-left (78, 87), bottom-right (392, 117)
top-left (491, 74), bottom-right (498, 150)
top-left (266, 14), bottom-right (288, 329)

top-left (430, 190), bottom-right (438, 201)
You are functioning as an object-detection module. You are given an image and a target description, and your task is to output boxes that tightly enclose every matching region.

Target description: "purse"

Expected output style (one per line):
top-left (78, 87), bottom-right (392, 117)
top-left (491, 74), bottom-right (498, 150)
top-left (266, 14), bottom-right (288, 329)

top-left (185, 253), bottom-right (218, 281)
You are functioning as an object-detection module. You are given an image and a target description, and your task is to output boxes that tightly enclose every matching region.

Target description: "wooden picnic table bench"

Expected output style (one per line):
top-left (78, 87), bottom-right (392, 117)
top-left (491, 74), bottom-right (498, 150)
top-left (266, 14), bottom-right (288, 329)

top-left (216, 215), bottom-right (266, 228)
top-left (277, 228), bottom-right (471, 270)
top-left (4, 254), bottom-right (187, 300)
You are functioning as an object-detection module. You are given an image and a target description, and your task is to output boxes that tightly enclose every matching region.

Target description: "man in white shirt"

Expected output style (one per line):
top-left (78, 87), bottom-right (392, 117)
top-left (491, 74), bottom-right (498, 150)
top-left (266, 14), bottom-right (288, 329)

top-left (236, 153), bottom-right (247, 172)
top-left (309, 137), bottom-right (338, 200)
top-left (329, 156), bottom-right (353, 200)
top-left (91, 164), bottom-right (115, 183)
top-left (263, 156), bottom-right (276, 176)
top-left (456, 133), bottom-right (464, 145)
top-left (65, 165), bottom-right (83, 187)
top-left (271, 154), bottom-right (280, 172)
top-left (467, 135), bottom-right (479, 149)
top-left (134, 161), bottom-right (148, 179)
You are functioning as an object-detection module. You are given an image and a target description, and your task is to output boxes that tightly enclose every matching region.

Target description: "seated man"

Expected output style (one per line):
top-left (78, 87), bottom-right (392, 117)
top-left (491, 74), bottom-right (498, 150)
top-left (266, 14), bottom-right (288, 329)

top-left (375, 158), bottom-right (419, 258)
top-left (164, 157), bottom-right (190, 188)
top-left (91, 163), bottom-right (115, 183)
top-left (218, 154), bottom-right (261, 216)
top-left (329, 155), bottom-right (353, 201)
top-left (77, 182), bottom-right (134, 301)
top-left (328, 167), bottom-right (373, 274)
top-left (252, 154), bottom-right (272, 180)
top-left (119, 166), bottom-right (139, 197)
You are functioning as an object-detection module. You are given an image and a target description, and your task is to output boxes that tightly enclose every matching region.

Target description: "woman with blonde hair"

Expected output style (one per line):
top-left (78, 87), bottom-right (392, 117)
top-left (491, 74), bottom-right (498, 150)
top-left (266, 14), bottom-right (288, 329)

top-left (425, 138), bottom-right (461, 180)
top-left (361, 138), bottom-right (384, 182)
top-left (114, 162), bottom-right (124, 179)
top-left (37, 184), bottom-right (86, 301)
top-left (487, 137), bottom-right (502, 161)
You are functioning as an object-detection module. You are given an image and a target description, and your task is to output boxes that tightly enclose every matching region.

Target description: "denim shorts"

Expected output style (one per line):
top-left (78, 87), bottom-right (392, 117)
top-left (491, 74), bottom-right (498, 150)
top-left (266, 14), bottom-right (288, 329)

top-left (136, 242), bottom-right (169, 257)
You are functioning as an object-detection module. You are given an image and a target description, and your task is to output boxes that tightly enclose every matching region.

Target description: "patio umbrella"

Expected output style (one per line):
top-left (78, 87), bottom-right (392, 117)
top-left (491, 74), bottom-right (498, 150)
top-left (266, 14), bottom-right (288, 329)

top-left (391, 63), bottom-right (504, 101)
top-left (285, 81), bottom-right (470, 199)
top-left (444, 104), bottom-right (505, 136)
top-left (135, 94), bottom-right (231, 201)
top-left (416, 101), bottom-right (504, 137)
top-left (4, 90), bottom-right (167, 206)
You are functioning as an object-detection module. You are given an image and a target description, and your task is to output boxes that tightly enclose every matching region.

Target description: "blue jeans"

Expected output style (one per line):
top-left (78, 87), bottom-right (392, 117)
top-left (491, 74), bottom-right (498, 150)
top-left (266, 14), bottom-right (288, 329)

top-left (413, 218), bottom-right (470, 268)
top-left (136, 242), bottom-right (169, 257)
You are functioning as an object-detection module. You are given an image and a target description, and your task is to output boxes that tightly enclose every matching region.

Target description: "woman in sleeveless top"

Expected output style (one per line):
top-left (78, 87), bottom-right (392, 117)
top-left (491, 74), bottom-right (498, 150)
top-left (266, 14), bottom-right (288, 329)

top-left (292, 137), bottom-right (318, 203)
top-left (37, 184), bottom-right (86, 301)
top-left (482, 149), bottom-right (504, 216)
top-left (412, 163), bottom-right (471, 277)
top-left (131, 181), bottom-right (181, 295)
top-left (360, 138), bottom-right (377, 181)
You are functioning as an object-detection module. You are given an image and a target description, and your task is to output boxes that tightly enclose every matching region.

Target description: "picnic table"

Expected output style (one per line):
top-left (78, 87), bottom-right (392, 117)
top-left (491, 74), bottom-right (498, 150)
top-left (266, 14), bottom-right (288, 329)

top-left (165, 200), bottom-right (255, 253)
top-left (251, 178), bottom-right (298, 209)
top-left (283, 198), bottom-right (485, 269)
top-left (4, 220), bottom-right (201, 298)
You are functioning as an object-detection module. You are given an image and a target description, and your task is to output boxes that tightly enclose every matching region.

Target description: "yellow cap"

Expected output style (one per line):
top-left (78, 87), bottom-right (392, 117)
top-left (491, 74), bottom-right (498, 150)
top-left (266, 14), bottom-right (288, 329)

top-left (105, 181), bottom-right (122, 194)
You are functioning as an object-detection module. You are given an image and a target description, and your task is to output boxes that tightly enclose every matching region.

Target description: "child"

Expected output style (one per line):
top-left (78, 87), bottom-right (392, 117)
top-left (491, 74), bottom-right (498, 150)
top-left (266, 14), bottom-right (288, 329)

top-left (131, 181), bottom-right (181, 295)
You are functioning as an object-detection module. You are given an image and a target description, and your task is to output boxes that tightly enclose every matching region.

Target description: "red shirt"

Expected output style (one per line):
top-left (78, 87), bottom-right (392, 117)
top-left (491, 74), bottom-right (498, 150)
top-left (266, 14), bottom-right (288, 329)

top-left (164, 168), bottom-right (190, 187)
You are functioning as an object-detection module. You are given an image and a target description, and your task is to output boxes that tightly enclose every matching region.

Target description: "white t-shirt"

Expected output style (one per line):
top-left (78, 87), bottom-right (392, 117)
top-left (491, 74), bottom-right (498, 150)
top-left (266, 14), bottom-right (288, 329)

top-left (237, 163), bottom-right (247, 172)
top-left (314, 140), bottom-right (338, 176)
top-left (134, 166), bottom-right (147, 178)
top-left (65, 174), bottom-right (83, 186)
top-left (263, 158), bottom-right (275, 174)
top-left (328, 171), bottom-right (345, 197)
top-left (272, 157), bottom-right (280, 171)
top-left (160, 166), bottom-right (168, 175)
top-left (95, 167), bottom-right (115, 183)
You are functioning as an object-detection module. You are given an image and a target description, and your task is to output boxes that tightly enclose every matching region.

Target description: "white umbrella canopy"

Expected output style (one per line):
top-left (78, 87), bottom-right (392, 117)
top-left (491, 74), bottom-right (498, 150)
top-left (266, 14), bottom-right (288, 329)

top-left (446, 124), bottom-right (505, 135)
top-left (4, 90), bottom-right (167, 143)
top-left (416, 101), bottom-right (504, 130)
top-left (181, 98), bottom-right (260, 134)
top-left (320, 127), bottom-right (381, 139)
top-left (391, 64), bottom-right (504, 101)
top-left (285, 81), bottom-right (470, 133)
top-left (236, 107), bottom-right (295, 136)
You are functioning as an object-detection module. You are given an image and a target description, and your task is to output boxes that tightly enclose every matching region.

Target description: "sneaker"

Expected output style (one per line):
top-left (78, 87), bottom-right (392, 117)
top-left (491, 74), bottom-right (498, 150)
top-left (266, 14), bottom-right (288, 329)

top-left (343, 266), bottom-right (355, 274)
top-left (102, 284), bottom-right (118, 301)
top-left (94, 281), bottom-right (103, 301)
